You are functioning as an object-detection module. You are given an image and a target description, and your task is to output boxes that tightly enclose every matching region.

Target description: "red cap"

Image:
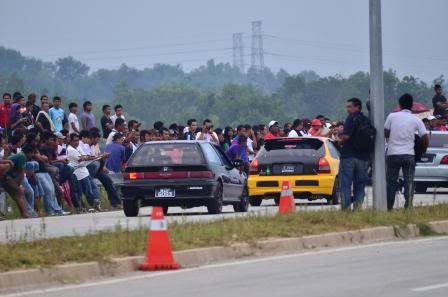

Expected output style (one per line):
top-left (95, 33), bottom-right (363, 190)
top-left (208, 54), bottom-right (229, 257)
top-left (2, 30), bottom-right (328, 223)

top-left (311, 119), bottom-right (322, 126)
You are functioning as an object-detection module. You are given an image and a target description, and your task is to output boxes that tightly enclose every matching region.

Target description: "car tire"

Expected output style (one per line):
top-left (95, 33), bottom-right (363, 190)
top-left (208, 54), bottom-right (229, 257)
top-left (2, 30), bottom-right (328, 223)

top-left (162, 206), bottom-right (169, 215)
top-left (415, 184), bottom-right (428, 194)
top-left (327, 177), bottom-right (341, 205)
top-left (207, 183), bottom-right (223, 214)
top-left (249, 196), bottom-right (262, 207)
top-left (233, 185), bottom-right (249, 213)
top-left (274, 197), bottom-right (280, 205)
top-left (123, 199), bottom-right (140, 217)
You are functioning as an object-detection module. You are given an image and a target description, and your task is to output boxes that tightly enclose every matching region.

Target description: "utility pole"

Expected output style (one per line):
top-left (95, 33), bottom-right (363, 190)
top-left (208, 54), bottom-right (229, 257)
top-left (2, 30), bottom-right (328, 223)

top-left (251, 21), bottom-right (264, 71)
top-left (233, 33), bottom-right (245, 72)
top-left (369, 0), bottom-right (387, 210)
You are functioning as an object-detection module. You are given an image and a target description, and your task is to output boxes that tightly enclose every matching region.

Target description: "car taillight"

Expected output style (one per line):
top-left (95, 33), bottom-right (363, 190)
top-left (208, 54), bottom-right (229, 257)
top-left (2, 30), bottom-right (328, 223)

top-left (124, 172), bottom-right (144, 180)
top-left (318, 157), bottom-right (331, 173)
top-left (441, 156), bottom-right (448, 164)
top-left (249, 159), bottom-right (259, 175)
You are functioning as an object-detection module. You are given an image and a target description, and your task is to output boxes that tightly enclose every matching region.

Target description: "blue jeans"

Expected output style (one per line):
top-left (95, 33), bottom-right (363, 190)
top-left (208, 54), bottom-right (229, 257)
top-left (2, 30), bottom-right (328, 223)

top-left (23, 177), bottom-right (38, 217)
top-left (386, 154), bottom-right (415, 210)
top-left (36, 173), bottom-right (63, 215)
top-left (339, 157), bottom-right (369, 210)
top-left (77, 176), bottom-right (100, 207)
top-left (97, 170), bottom-right (121, 207)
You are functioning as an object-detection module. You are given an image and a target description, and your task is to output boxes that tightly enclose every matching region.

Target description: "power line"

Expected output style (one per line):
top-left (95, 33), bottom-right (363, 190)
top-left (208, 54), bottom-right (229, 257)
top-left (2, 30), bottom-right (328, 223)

top-left (27, 38), bottom-right (232, 58)
top-left (78, 47), bottom-right (233, 62)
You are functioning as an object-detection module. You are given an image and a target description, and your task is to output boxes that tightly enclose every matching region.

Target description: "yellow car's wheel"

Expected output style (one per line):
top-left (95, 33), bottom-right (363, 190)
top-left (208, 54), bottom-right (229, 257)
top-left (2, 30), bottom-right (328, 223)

top-left (327, 177), bottom-right (340, 205)
top-left (249, 196), bottom-right (262, 206)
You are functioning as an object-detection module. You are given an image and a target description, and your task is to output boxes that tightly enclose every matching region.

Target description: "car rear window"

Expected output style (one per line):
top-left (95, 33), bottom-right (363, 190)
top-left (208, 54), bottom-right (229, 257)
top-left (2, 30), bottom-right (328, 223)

top-left (428, 133), bottom-right (448, 148)
top-left (128, 143), bottom-right (205, 166)
top-left (258, 138), bottom-right (325, 159)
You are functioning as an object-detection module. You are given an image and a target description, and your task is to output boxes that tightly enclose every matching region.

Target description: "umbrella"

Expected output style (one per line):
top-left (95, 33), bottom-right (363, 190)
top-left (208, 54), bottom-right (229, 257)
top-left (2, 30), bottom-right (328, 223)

top-left (393, 102), bottom-right (430, 114)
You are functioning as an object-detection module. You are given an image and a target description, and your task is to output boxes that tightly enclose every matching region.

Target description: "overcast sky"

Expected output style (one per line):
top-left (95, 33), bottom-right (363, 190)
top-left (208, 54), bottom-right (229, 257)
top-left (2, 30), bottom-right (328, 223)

top-left (0, 0), bottom-right (446, 82)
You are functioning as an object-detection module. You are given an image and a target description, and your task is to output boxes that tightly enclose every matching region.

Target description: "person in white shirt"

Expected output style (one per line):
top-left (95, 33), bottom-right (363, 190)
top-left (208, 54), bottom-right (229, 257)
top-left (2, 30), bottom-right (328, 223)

top-left (196, 119), bottom-right (219, 144)
top-left (288, 119), bottom-right (304, 137)
top-left (67, 133), bottom-right (101, 210)
top-left (110, 104), bottom-right (126, 126)
top-left (68, 103), bottom-right (80, 135)
top-left (384, 93), bottom-right (429, 210)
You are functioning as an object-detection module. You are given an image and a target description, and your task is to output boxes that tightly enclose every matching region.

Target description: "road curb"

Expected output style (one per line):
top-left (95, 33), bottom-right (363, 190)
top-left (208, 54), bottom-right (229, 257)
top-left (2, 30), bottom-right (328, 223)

top-left (1, 220), bottom-right (447, 292)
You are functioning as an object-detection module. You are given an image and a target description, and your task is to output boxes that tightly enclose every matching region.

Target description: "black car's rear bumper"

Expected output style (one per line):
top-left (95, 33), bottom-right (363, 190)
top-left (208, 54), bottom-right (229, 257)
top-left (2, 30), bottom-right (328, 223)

top-left (121, 179), bottom-right (218, 205)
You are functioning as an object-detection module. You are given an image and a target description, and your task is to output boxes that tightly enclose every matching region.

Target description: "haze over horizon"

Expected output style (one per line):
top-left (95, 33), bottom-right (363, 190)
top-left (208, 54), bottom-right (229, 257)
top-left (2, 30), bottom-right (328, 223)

top-left (1, 0), bottom-right (447, 82)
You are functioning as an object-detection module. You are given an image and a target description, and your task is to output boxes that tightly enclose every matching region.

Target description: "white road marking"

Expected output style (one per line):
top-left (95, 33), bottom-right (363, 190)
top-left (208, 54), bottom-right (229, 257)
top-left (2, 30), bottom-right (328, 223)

top-left (2, 236), bottom-right (448, 297)
top-left (412, 282), bottom-right (448, 292)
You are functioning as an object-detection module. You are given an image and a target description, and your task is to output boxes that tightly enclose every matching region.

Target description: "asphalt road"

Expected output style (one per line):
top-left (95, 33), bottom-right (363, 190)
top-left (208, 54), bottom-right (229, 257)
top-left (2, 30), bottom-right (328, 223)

top-left (3, 236), bottom-right (448, 297)
top-left (0, 187), bottom-right (447, 243)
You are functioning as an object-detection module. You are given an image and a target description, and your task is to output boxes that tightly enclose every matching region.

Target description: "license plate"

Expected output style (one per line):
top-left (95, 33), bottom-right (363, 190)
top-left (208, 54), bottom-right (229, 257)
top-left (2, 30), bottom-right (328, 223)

top-left (281, 165), bottom-right (295, 173)
top-left (155, 188), bottom-right (175, 198)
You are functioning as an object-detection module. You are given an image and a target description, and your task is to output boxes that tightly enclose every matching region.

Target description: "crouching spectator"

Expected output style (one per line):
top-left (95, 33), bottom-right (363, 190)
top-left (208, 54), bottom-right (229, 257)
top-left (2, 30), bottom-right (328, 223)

top-left (67, 133), bottom-right (101, 211)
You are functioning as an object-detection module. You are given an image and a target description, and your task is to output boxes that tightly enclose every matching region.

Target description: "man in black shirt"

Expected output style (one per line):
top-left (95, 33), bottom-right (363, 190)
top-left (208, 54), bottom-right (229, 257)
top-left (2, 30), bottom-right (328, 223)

top-left (27, 93), bottom-right (41, 119)
top-left (432, 84), bottom-right (447, 118)
top-left (100, 104), bottom-right (113, 139)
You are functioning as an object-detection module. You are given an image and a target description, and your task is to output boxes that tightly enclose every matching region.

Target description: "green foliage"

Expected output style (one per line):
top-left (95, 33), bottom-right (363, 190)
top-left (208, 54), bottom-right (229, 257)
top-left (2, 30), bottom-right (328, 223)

top-left (0, 46), bottom-right (442, 126)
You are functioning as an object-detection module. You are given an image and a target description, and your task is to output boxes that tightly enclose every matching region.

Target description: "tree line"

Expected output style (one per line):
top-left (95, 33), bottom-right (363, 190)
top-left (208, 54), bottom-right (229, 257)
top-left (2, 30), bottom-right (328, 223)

top-left (0, 46), bottom-right (444, 127)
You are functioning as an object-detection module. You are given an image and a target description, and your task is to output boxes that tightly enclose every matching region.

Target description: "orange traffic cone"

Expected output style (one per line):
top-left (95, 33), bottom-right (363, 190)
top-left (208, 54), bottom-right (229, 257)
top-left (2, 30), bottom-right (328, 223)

top-left (278, 181), bottom-right (296, 214)
top-left (139, 207), bottom-right (181, 271)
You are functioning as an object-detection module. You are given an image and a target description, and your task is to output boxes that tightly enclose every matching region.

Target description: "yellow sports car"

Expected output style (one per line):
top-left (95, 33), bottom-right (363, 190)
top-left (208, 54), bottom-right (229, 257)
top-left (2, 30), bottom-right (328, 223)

top-left (248, 137), bottom-right (340, 206)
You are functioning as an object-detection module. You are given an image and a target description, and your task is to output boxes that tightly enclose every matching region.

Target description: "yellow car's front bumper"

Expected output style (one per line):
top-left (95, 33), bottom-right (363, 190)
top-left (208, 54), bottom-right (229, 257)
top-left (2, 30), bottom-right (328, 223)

top-left (248, 174), bottom-right (336, 197)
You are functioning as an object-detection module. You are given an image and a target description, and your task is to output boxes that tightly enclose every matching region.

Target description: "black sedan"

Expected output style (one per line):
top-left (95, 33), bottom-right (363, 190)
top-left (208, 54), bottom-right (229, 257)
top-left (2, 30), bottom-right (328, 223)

top-left (121, 141), bottom-right (249, 216)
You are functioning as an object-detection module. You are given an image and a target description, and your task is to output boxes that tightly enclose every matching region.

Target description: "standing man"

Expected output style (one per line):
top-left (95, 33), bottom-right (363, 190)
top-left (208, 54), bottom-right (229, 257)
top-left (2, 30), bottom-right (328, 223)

top-left (110, 104), bottom-right (125, 126)
top-left (196, 119), bottom-right (219, 144)
top-left (100, 104), bottom-right (113, 140)
top-left (48, 96), bottom-right (65, 133)
top-left (80, 101), bottom-right (96, 130)
top-left (385, 93), bottom-right (428, 210)
top-left (27, 93), bottom-right (41, 119)
top-left (68, 102), bottom-right (80, 135)
top-left (265, 121), bottom-right (280, 139)
top-left (337, 98), bottom-right (371, 210)
top-left (432, 84), bottom-right (447, 118)
top-left (184, 118), bottom-right (198, 140)
top-left (0, 93), bottom-right (12, 135)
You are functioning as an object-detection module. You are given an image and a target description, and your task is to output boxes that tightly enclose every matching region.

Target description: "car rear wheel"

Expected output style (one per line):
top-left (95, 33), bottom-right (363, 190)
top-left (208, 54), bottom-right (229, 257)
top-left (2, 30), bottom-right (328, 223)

top-left (123, 199), bottom-right (140, 217)
top-left (249, 196), bottom-right (262, 207)
top-left (327, 178), bottom-right (340, 205)
top-left (233, 185), bottom-right (249, 213)
top-left (207, 183), bottom-right (223, 214)
top-left (415, 184), bottom-right (428, 194)
top-left (162, 206), bottom-right (169, 215)
top-left (274, 197), bottom-right (280, 205)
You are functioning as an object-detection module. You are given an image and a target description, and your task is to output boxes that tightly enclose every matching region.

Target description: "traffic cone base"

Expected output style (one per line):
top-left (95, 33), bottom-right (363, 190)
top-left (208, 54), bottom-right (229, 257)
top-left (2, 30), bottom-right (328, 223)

top-left (278, 181), bottom-right (296, 214)
top-left (139, 207), bottom-right (181, 271)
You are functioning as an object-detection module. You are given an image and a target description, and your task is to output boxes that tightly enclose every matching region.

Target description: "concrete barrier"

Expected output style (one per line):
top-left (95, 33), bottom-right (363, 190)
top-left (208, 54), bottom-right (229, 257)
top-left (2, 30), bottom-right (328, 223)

top-left (1, 220), bottom-right (447, 292)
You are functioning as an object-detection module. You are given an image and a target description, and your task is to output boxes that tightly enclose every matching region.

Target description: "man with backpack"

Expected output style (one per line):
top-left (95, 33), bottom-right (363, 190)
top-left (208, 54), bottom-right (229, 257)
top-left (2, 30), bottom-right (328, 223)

top-left (337, 98), bottom-right (375, 210)
top-left (384, 93), bottom-right (428, 210)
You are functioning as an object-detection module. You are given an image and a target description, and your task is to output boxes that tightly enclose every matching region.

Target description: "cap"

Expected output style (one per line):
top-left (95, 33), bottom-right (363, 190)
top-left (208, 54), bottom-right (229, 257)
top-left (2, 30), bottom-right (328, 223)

top-left (55, 132), bottom-right (65, 139)
top-left (268, 120), bottom-right (278, 129)
top-left (428, 115), bottom-right (436, 121)
top-left (311, 119), bottom-right (322, 126)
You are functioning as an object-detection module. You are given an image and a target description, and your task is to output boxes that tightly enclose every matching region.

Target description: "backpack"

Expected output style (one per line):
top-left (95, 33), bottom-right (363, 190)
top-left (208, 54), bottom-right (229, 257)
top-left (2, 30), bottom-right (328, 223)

top-left (352, 114), bottom-right (377, 152)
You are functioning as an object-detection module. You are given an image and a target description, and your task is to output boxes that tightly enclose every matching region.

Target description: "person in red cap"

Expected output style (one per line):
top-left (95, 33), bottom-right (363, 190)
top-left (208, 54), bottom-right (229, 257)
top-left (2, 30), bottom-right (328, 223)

top-left (265, 120), bottom-right (280, 139)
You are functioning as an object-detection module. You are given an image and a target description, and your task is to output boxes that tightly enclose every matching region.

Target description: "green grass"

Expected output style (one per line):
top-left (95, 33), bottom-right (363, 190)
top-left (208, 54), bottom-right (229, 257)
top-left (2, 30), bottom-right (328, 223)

top-left (1, 204), bottom-right (448, 272)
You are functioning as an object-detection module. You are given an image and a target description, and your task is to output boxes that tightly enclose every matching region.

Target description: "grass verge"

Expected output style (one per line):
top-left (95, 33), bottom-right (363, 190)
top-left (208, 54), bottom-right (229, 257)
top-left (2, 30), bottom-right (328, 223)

top-left (1, 204), bottom-right (448, 272)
